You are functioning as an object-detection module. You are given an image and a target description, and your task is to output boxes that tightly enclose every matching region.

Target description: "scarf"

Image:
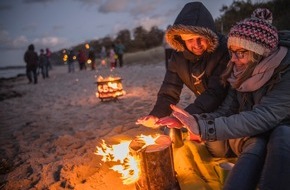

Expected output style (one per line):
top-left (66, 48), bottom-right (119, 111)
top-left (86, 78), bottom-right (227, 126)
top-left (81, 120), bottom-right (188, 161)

top-left (227, 46), bottom-right (288, 92)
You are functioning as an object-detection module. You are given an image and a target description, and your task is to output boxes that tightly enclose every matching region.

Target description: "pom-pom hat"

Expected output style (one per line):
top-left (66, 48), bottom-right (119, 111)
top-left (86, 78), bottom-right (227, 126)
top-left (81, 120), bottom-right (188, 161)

top-left (228, 8), bottom-right (278, 56)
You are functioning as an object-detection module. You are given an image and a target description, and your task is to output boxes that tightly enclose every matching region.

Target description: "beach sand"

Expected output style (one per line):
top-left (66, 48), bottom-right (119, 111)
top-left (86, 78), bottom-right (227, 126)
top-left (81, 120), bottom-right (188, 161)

top-left (0, 62), bottom-right (195, 190)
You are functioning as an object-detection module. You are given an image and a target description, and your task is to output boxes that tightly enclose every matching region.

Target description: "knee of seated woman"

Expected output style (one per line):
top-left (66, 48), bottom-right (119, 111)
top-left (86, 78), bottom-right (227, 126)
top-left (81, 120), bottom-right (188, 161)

top-left (268, 125), bottom-right (290, 147)
top-left (240, 137), bottom-right (268, 156)
top-left (271, 125), bottom-right (290, 136)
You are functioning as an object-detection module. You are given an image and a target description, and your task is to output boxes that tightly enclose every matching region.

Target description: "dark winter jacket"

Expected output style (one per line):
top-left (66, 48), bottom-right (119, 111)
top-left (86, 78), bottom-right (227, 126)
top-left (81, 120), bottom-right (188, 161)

top-left (24, 44), bottom-right (38, 69)
top-left (150, 2), bottom-right (229, 118)
top-left (39, 53), bottom-right (48, 68)
top-left (197, 47), bottom-right (290, 141)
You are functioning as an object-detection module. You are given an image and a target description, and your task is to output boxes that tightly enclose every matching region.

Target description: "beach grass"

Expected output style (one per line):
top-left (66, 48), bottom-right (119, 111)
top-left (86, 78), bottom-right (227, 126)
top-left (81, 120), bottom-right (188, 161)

top-left (124, 46), bottom-right (164, 65)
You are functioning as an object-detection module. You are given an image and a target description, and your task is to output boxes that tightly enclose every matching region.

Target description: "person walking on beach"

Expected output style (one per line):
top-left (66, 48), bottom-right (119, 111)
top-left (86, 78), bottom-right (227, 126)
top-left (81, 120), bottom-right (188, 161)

top-left (100, 46), bottom-right (107, 65)
top-left (114, 40), bottom-right (125, 67)
top-left (77, 49), bottom-right (87, 70)
top-left (88, 50), bottom-right (96, 70)
top-left (45, 48), bottom-right (52, 70)
top-left (109, 44), bottom-right (116, 69)
top-left (158, 8), bottom-right (290, 190)
top-left (136, 2), bottom-right (229, 133)
top-left (39, 49), bottom-right (49, 79)
top-left (24, 44), bottom-right (38, 84)
top-left (67, 50), bottom-right (75, 73)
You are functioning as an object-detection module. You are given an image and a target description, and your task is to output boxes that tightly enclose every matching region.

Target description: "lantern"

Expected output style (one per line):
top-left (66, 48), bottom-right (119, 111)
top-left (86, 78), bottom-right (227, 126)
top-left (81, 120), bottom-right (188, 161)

top-left (96, 76), bottom-right (125, 101)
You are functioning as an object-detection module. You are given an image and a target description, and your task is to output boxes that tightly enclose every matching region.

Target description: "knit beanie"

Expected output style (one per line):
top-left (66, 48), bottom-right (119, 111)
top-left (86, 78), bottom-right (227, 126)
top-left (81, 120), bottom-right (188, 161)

top-left (228, 8), bottom-right (278, 56)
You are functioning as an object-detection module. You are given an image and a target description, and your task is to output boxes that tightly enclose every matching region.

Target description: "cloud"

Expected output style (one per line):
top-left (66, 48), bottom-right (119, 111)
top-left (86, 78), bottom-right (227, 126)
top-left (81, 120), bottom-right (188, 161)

top-left (12, 35), bottom-right (29, 48)
top-left (97, 0), bottom-right (162, 17)
top-left (52, 25), bottom-right (64, 32)
top-left (98, 0), bottom-right (128, 13)
top-left (134, 16), bottom-right (165, 31)
top-left (128, 1), bottom-right (161, 17)
top-left (0, 30), bottom-right (28, 50)
top-left (21, 23), bottom-right (38, 32)
top-left (0, 4), bottom-right (13, 11)
top-left (33, 36), bottom-right (69, 49)
top-left (0, 30), bottom-right (68, 51)
top-left (75, 0), bottom-right (103, 11)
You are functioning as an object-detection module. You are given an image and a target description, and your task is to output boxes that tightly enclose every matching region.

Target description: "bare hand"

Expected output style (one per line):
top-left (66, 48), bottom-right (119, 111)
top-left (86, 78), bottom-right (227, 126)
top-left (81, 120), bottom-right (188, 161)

top-left (170, 104), bottom-right (200, 136)
top-left (155, 116), bottom-right (183, 129)
top-left (136, 115), bottom-right (160, 129)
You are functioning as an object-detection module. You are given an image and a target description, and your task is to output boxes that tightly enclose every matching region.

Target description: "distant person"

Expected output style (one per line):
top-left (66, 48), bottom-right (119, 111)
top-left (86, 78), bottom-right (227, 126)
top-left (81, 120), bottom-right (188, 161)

top-left (112, 43), bottom-right (118, 66)
top-left (114, 40), bottom-right (125, 67)
top-left (67, 50), bottom-right (75, 73)
top-left (24, 44), bottom-right (38, 84)
top-left (100, 46), bottom-right (107, 65)
top-left (45, 48), bottom-right (52, 70)
top-left (88, 50), bottom-right (96, 70)
top-left (163, 25), bottom-right (174, 69)
top-left (77, 49), bottom-right (87, 70)
top-left (39, 49), bottom-right (49, 79)
top-left (109, 44), bottom-right (116, 69)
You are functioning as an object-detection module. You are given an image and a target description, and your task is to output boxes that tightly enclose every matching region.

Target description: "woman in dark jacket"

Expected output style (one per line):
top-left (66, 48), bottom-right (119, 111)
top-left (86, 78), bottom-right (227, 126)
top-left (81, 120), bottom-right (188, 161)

top-left (162, 8), bottom-right (290, 190)
top-left (137, 2), bottom-right (229, 129)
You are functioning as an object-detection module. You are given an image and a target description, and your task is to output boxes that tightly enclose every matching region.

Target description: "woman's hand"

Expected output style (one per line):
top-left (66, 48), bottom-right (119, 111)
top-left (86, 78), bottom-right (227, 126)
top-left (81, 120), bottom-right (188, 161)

top-left (170, 104), bottom-right (200, 136)
top-left (155, 116), bottom-right (183, 129)
top-left (136, 115), bottom-right (160, 129)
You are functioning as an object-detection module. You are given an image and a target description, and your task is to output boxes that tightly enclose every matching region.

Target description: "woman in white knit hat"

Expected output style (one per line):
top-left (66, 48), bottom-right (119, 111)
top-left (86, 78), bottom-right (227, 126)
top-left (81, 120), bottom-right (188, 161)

top-left (157, 8), bottom-right (290, 190)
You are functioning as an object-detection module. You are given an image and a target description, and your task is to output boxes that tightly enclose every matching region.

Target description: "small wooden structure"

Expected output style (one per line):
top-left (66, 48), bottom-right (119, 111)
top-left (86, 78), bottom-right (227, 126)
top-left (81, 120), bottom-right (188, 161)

top-left (129, 135), bottom-right (180, 190)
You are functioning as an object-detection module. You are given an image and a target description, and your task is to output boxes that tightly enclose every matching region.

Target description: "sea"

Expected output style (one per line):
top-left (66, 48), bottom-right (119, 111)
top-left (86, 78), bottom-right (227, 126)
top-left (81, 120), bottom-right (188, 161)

top-left (0, 66), bottom-right (26, 79)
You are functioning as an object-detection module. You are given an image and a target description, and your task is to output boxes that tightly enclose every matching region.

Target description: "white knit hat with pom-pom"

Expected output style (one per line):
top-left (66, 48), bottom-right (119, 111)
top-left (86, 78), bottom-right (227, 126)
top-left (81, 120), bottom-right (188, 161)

top-left (228, 8), bottom-right (278, 56)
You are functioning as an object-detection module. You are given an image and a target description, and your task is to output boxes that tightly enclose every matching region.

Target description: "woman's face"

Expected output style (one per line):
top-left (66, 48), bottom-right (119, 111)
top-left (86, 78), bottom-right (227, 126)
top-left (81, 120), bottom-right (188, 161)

top-left (184, 36), bottom-right (209, 56)
top-left (229, 45), bottom-right (250, 68)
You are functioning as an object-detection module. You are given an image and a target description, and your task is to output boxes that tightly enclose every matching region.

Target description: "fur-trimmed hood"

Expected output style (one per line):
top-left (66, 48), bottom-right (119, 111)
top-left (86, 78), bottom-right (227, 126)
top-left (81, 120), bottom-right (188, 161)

top-left (166, 2), bottom-right (219, 53)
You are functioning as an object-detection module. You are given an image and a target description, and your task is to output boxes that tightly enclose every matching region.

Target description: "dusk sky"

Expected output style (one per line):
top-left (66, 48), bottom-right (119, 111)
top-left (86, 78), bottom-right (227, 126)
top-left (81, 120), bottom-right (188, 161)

top-left (0, 0), bottom-right (235, 67)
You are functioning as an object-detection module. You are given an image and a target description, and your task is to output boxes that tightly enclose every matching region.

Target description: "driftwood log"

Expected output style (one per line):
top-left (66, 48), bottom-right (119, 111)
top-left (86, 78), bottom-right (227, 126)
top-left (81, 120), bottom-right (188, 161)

top-left (129, 135), bottom-right (180, 190)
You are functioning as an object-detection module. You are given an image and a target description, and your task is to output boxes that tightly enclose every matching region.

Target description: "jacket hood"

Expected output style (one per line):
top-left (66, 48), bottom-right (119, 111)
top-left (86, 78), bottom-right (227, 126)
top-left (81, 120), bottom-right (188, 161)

top-left (166, 2), bottom-right (218, 52)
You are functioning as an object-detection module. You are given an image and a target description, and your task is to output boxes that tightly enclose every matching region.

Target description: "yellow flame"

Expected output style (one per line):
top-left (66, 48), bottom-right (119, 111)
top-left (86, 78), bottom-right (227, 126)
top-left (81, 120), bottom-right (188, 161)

top-left (95, 134), bottom-right (159, 185)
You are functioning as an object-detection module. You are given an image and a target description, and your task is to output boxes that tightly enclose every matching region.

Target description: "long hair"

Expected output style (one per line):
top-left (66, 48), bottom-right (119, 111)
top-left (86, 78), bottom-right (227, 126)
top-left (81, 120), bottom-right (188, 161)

top-left (221, 51), bottom-right (263, 88)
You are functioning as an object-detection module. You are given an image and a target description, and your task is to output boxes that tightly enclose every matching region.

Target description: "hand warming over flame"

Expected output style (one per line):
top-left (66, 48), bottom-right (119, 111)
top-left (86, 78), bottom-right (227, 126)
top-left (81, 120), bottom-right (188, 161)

top-left (155, 116), bottom-right (183, 129)
top-left (170, 104), bottom-right (200, 137)
top-left (136, 115), bottom-right (160, 129)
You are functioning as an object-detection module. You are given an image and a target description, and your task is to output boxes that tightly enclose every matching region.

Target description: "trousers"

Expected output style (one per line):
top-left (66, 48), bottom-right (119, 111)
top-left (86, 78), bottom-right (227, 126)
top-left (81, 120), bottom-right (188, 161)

top-left (206, 125), bottom-right (290, 190)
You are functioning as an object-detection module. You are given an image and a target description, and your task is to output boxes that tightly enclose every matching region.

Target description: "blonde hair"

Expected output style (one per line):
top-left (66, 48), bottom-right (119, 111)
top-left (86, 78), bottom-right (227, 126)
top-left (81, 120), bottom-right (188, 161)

top-left (221, 51), bottom-right (263, 88)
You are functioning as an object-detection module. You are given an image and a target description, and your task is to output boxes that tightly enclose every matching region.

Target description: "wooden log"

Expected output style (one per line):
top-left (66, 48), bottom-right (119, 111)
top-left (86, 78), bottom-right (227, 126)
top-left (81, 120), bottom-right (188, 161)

top-left (129, 135), bottom-right (180, 190)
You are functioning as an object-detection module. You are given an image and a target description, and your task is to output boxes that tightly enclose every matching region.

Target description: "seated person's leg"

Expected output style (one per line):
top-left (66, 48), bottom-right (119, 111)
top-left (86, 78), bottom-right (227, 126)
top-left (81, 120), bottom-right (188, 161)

top-left (259, 125), bottom-right (290, 190)
top-left (224, 135), bottom-right (268, 190)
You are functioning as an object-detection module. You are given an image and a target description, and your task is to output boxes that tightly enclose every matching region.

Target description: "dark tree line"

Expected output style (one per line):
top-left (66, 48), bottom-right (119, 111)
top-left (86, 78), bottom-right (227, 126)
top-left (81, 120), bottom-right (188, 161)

top-left (52, 0), bottom-right (289, 64)
top-left (215, 0), bottom-right (290, 34)
top-left (87, 25), bottom-right (164, 55)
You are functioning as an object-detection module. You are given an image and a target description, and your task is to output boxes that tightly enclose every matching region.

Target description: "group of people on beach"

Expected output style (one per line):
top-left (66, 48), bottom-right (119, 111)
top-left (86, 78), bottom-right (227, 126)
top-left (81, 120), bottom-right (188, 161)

top-left (97, 40), bottom-right (125, 69)
top-left (137, 2), bottom-right (290, 190)
top-left (66, 40), bottom-right (125, 73)
top-left (24, 44), bottom-right (51, 84)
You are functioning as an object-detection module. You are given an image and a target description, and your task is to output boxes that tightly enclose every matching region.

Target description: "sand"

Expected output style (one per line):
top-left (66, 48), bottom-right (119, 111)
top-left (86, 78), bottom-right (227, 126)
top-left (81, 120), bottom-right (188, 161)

top-left (0, 62), bottom-right (194, 190)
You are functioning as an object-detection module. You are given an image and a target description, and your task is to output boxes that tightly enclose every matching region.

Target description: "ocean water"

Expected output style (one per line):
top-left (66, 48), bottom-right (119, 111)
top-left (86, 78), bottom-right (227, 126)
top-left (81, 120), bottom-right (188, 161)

top-left (0, 67), bottom-right (26, 79)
